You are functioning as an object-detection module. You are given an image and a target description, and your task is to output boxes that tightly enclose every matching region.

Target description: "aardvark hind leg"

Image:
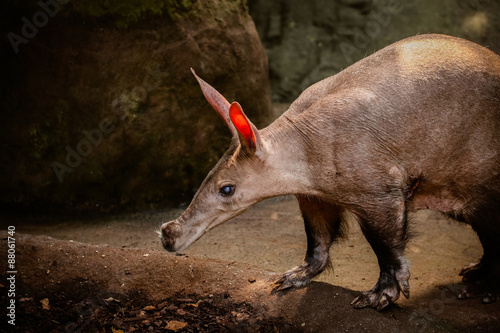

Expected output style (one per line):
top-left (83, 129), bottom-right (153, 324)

top-left (351, 197), bottom-right (411, 310)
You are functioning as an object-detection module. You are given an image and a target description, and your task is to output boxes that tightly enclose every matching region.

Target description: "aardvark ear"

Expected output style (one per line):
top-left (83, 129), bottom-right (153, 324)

top-left (191, 68), bottom-right (237, 137)
top-left (229, 102), bottom-right (261, 154)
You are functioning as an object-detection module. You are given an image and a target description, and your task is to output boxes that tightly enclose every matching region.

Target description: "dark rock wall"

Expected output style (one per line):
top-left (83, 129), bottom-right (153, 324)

top-left (2, 0), bottom-right (499, 212)
top-left (1, 0), bottom-right (271, 212)
top-left (248, 0), bottom-right (500, 102)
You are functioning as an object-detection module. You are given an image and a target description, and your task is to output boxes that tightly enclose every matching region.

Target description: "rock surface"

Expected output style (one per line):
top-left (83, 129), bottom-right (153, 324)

top-left (0, 0), bottom-right (271, 212)
top-left (248, 0), bottom-right (500, 102)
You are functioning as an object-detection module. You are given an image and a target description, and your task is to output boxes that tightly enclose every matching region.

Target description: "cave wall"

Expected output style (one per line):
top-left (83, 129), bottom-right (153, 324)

top-left (0, 0), bottom-right (272, 212)
top-left (2, 0), bottom-right (500, 213)
top-left (248, 0), bottom-right (500, 102)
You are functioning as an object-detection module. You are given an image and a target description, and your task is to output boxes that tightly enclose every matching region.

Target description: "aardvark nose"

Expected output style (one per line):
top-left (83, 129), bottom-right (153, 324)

top-left (160, 220), bottom-right (182, 252)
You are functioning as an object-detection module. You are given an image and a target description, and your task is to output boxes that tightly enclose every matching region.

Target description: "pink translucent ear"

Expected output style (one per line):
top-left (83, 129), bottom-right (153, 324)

top-left (191, 68), bottom-right (237, 137)
top-left (229, 102), bottom-right (260, 154)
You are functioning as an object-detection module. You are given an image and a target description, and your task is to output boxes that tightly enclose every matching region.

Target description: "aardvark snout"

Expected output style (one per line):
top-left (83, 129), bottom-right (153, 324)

top-left (160, 220), bottom-right (183, 252)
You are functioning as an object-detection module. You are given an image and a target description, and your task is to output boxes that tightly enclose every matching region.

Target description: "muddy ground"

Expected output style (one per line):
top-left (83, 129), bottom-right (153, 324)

top-left (1, 196), bottom-right (499, 332)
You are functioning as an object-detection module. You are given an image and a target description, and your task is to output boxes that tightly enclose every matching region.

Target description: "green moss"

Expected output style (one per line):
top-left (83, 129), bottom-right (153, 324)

top-left (5, 0), bottom-right (246, 28)
top-left (70, 0), bottom-right (246, 28)
top-left (71, 0), bottom-right (197, 27)
top-left (113, 88), bottom-right (147, 117)
top-left (29, 123), bottom-right (55, 160)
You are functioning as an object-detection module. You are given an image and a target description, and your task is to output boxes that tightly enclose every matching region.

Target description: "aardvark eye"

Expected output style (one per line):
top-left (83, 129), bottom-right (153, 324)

top-left (219, 185), bottom-right (235, 197)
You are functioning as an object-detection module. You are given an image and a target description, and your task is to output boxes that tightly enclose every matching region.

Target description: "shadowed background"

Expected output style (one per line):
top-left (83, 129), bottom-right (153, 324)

top-left (1, 0), bottom-right (499, 213)
top-left (1, 2), bottom-right (500, 331)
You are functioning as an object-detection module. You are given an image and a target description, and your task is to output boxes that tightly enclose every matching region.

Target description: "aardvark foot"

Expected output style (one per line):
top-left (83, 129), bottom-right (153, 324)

top-left (458, 260), bottom-right (498, 304)
top-left (273, 262), bottom-right (321, 291)
top-left (351, 271), bottom-right (410, 311)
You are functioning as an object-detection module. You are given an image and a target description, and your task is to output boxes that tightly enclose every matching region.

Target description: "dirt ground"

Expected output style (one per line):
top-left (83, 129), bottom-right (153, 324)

top-left (1, 196), bottom-right (500, 332)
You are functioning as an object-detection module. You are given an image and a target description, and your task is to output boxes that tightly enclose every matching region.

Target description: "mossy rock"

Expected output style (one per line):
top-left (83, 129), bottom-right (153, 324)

top-left (1, 0), bottom-right (271, 212)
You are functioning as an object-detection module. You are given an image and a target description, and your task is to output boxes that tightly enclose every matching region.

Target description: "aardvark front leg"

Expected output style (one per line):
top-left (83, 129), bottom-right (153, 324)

top-left (274, 195), bottom-right (345, 290)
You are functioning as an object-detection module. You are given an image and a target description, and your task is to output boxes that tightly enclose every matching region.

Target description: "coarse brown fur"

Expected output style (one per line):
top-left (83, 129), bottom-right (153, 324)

top-left (161, 34), bottom-right (500, 309)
